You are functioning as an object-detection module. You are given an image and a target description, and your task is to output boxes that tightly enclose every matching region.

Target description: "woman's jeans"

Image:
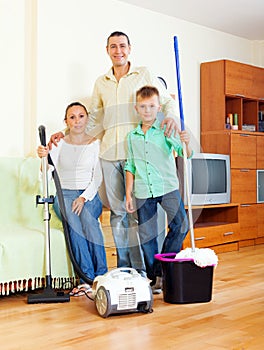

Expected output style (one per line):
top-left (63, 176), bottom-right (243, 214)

top-left (136, 190), bottom-right (189, 281)
top-left (101, 159), bottom-right (145, 273)
top-left (54, 190), bottom-right (107, 282)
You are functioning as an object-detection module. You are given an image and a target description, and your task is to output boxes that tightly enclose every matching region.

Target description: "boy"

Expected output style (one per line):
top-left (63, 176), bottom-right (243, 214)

top-left (125, 86), bottom-right (193, 294)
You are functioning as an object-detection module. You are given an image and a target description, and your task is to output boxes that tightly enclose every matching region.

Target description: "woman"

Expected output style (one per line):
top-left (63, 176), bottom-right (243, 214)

top-left (37, 102), bottom-right (107, 295)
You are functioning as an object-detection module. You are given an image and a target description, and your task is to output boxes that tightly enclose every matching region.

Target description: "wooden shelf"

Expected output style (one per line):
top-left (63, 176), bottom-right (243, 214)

top-left (200, 59), bottom-right (264, 252)
top-left (183, 203), bottom-right (239, 251)
top-left (201, 60), bottom-right (264, 132)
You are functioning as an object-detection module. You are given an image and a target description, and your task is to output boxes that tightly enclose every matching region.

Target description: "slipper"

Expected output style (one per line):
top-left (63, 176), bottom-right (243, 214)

top-left (70, 283), bottom-right (92, 297)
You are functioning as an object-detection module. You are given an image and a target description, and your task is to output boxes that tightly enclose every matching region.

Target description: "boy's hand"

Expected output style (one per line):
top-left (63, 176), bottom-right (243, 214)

top-left (126, 195), bottom-right (135, 213)
top-left (179, 130), bottom-right (190, 144)
top-left (48, 131), bottom-right (65, 149)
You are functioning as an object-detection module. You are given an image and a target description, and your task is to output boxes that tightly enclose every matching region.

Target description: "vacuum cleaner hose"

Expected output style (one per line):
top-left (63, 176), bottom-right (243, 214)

top-left (50, 167), bottom-right (94, 286)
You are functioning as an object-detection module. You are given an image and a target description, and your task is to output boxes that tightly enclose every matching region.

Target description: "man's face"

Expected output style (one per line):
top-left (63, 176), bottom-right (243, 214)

top-left (106, 35), bottom-right (131, 67)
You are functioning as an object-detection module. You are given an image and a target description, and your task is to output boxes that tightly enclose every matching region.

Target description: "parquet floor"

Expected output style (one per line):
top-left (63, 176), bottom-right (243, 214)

top-left (1, 241), bottom-right (263, 349)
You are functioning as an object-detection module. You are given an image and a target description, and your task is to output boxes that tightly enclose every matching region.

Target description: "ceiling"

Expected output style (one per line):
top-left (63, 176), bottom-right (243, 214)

top-left (118, 0), bottom-right (264, 40)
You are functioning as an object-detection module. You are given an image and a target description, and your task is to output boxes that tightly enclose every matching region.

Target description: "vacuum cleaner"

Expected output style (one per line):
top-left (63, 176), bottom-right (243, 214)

top-left (27, 126), bottom-right (70, 303)
top-left (92, 268), bottom-right (153, 318)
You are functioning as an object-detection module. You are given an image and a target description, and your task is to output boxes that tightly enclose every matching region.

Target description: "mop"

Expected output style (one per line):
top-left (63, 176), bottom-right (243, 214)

top-left (173, 36), bottom-right (218, 268)
top-left (154, 37), bottom-right (217, 304)
top-left (27, 126), bottom-right (70, 303)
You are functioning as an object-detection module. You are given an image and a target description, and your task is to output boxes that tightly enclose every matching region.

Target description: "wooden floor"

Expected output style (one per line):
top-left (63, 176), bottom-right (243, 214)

top-left (1, 244), bottom-right (263, 350)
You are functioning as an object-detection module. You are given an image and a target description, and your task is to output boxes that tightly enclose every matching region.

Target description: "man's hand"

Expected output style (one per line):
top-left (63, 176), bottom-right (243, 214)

top-left (161, 117), bottom-right (179, 137)
top-left (48, 132), bottom-right (65, 149)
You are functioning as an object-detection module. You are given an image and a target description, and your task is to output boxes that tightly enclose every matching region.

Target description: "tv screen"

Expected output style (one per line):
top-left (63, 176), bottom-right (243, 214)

top-left (184, 153), bottom-right (230, 206)
top-left (192, 159), bottom-right (227, 194)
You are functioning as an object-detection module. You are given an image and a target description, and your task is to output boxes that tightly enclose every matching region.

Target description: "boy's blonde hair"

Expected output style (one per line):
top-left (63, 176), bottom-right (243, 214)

top-left (136, 86), bottom-right (160, 101)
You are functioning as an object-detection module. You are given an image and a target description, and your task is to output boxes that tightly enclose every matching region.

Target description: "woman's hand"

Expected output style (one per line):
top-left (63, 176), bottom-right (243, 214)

top-left (72, 197), bottom-right (85, 216)
top-left (37, 145), bottom-right (49, 158)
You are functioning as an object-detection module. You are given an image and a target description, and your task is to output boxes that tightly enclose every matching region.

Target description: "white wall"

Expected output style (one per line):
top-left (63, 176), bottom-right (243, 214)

top-left (1, 0), bottom-right (263, 157)
top-left (0, 0), bottom-right (25, 156)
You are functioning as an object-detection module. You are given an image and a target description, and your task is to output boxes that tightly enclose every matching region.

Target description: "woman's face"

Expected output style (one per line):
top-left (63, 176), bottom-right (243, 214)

top-left (65, 105), bottom-right (88, 133)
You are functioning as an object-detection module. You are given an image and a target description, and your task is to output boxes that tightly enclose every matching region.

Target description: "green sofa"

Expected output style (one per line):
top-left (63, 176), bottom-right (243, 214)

top-left (0, 156), bottom-right (75, 295)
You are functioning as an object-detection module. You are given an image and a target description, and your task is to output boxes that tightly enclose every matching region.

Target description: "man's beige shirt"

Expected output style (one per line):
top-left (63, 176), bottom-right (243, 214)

top-left (88, 64), bottom-right (178, 161)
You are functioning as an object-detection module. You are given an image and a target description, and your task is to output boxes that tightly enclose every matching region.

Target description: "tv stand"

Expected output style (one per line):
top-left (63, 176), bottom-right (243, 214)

top-left (183, 203), bottom-right (240, 253)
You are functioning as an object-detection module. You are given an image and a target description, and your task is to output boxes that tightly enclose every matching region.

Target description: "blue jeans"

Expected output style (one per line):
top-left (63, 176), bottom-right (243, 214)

top-left (136, 190), bottom-right (189, 281)
top-left (54, 190), bottom-right (107, 282)
top-left (101, 159), bottom-right (145, 273)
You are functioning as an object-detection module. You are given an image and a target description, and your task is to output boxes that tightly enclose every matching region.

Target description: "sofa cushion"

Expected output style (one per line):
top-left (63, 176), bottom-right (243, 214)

top-left (0, 156), bottom-right (75, 295)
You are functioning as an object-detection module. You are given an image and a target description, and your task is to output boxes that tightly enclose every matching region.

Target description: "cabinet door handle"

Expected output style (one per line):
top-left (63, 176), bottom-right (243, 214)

top-left (195, 236), bottom-right (206, 241)
top-left (240, 169), bottom-right (250, 172)
top-left (223, 231), bottom-right (234, 236)
top-left (239, 134), bottom-right (250, 137)
top-left (241, 204), bottom-right (251, 207)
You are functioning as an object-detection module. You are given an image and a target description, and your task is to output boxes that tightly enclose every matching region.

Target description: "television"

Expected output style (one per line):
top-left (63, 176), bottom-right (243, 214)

top-left (183, 153), bottom-right (231, 206)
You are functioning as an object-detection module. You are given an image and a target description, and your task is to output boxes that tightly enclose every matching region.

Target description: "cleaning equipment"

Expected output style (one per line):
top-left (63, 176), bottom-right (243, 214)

top-left (155, 37), bottom-right (217, 304)
top-left (27, 126), bottom-right (70, 303)
top-left (92, 268), bottom-right (153, 318)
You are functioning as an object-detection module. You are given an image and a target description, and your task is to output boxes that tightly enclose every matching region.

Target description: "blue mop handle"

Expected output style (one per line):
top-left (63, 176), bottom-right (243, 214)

top-left (174, 36), bottom-right (185, 131)
top-left (173, 36), bottom-right (195, 251)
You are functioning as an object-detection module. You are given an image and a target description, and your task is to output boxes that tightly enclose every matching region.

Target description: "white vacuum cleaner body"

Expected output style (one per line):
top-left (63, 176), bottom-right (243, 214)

top-left (92, 268), bottom-right (153, 318)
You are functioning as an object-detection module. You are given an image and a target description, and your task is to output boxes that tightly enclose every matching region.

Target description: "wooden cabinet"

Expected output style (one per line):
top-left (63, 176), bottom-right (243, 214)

top-left (201, 60), bottom-right (264, 132)
top-left (225, 60), bottom-right (264, 98)
top-left (230, 133), bottom-right (256, 169)
top-left (183, 204), bottom-right (240, 253)
top-left (231, 169), bottom-right (256, 204)
top-left (257, 136), bottom-right (264, 168)
top-left (200, 59), bottom-right (264, 251)
top-left (257, 204), bottom-right (264, 238)
top-left (239, 204), bottom-right (258, 240)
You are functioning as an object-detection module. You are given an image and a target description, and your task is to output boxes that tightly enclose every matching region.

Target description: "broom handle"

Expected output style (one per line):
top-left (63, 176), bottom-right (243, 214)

top-left (174, 36), bottom-right (195, 252)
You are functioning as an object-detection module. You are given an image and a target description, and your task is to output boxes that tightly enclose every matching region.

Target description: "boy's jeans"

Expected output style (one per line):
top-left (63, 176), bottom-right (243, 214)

top-left (136, 190), bottom-right (189, 281)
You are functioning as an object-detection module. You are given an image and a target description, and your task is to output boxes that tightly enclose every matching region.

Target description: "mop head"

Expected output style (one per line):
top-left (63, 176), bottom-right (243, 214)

top-left (175, 248), bottom-right (218, 268)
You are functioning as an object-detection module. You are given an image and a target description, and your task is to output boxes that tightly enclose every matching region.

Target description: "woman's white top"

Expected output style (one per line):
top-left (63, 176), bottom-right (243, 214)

top-left (49, 139), bottom-right (102, 202)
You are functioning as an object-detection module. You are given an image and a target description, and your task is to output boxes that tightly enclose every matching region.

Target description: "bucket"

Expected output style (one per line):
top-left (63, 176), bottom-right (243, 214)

top-left (155, 253), bottom-right (214, 304)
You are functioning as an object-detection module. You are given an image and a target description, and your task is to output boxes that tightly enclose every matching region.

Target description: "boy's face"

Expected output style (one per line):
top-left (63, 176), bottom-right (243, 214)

top-left (135, 95), bottom-right (161, 125)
